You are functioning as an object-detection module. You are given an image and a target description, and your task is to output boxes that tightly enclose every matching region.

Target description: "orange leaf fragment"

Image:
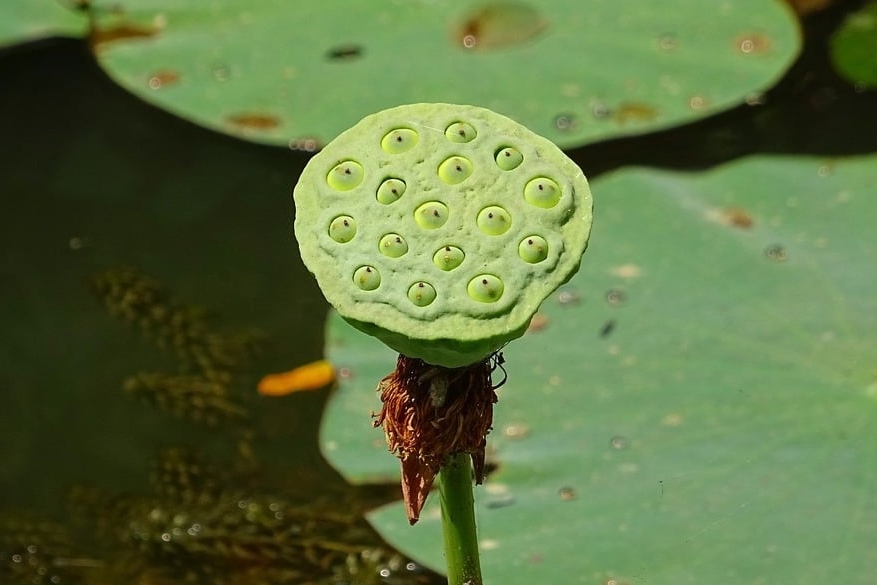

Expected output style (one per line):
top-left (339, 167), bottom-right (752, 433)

top-left (257, 360), bottom-right (335, 396)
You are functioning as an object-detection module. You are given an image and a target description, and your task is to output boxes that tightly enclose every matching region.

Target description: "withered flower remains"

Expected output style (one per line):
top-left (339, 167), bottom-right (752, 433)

top-left (373, 354), bottom-right (505, 523)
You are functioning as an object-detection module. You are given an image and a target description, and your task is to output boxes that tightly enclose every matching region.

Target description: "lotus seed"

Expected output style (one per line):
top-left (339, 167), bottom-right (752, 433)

top-left (414, 201), bottom-right (449, 229)
top-left (381, 128), bottom-right (419, 154)
top-left (445, 121), bottom-right (477, 143)
top-left (524, 176), bottom-right (561, 208)
top-left (495, 147), bottom-right (523, 171)
top-left (353, 265), bottom-right (381, 291)
top-left (407, 281), bottom-right (437, 307)
top-left (476, 205), bottom-right (511, 235)
top-left (326, 160), bottom-right (364, 191)
top-left (437, 155), bottom-right (474, 185)
top-left (379, 233), bottom-right (409, 258)
top-left (328, 215), bottom-right (357, 243)
top-left (518, 235), bottom-right (548, 263)
top-left (467, 274), bottom-right (504, 303)
top-left (376, 178), bottom-right (407, 204)
top-left (432, 245), bottom-right (465, 271)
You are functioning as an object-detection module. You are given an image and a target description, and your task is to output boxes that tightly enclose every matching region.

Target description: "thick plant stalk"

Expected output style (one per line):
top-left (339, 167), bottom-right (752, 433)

top-left (439, 453), bottom-right (483, 585)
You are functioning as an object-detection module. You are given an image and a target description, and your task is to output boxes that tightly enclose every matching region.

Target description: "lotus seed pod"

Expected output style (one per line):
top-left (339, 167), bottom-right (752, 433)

top-left (293, 103), bottom-right (593, 367)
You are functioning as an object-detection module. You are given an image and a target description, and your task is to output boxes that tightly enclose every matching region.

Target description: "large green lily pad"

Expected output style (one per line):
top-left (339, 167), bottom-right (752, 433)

top-left (0, 3), bottom-right (86, 47)
top-left (321, 154), bottom-right (877, 584)
top-left (86, 0), bottom-right (799, 148)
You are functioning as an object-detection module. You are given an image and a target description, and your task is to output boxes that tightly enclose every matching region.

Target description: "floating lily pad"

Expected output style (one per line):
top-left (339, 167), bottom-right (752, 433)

top-left (830, 0), bottom-right (877, 88)
top-left (89, 0), bottom-right (800, 147)
top-left (0, 3), bottom-right (86, 47)
top-left (321, 154), bottom-right (877, 583)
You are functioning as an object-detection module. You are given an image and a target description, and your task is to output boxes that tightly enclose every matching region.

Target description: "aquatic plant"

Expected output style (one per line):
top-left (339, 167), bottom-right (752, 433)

top-left (293, 103), bottom-right (593, 584)
top-left (2, 268), bottom-right (417, 585)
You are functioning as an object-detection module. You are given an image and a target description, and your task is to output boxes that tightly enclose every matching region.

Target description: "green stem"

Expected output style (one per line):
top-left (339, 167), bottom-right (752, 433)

top-left (438, 452), bottom-right (483, 585)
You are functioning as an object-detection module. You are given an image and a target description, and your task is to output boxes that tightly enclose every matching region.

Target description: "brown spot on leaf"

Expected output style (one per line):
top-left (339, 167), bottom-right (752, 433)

top-left (89, 22), bottom-right (157, 50)
top-left (610, 264), bottom-right (642, 279)
top-left (147, 70), bottom-right (180, 90)
top-left (689, 95), bottom-right (709, 110)
top-left (526, 312), bottom-right (549, 333)
top-left (454, 2), bottom-right (548, 50)
top-left (723, 206), bottom-right (754, 228)
top-left (612, 102), bottom-right (658, 124)
top-left (226, 113), bottom-right (281, 131)
top-left (558, 486), bottom-right (576, 500)
top-left (706, 206), bottom-right (755, 229)
top-left (735, 32), bottom-right (772, 55)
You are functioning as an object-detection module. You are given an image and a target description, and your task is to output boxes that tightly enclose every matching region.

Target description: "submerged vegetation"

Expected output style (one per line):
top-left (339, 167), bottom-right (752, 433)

top-left (1, 267), bottom-right (439, 585)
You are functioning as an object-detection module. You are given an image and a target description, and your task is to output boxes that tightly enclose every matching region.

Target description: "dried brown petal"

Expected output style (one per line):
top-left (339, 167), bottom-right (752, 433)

top-left (372, 354), bottom-right (500, 523)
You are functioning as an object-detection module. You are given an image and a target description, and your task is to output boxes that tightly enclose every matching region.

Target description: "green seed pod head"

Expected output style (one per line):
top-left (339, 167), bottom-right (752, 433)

top-left (293, 103), bottom-right (593, 367)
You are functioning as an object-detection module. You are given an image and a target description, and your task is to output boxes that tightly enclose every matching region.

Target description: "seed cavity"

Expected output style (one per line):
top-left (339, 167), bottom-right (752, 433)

top-left (445, 121), bottom-right (477, 143)
top-left (523, 176), bottom-right (561, 208)
top-left (433, 245), bottom-right (465, 271)
top-left (494, 146), bottom-right (523, 170)
top-left (328, 215), bottom-right (357, 243)
top-left (477, 205), bottom-right (511, 235)
top-left (437, 155), bottom-right (474, 185)
top-left (407, 281), bottom-right (437, 306)
top-left (353, 265), bottom-right (381, 291)
top-left (326, 160), bottom-right (364, 191)
top-left (376, 178), bottom-right (406, 204)
top-left (518, 235), bottom-right (548, 263)
top-left (414, 201), bottom-right (449, 229)
top-left (467, 274), bottom-right (504, 303)
top-left (379, 233), bottom-right (409, 258)
top-left (380, 128), bottom-right (419, 154)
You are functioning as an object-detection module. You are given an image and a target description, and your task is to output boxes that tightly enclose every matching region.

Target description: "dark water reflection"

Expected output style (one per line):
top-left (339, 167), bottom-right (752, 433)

top-left (0, 2), bottom-right (875, 583)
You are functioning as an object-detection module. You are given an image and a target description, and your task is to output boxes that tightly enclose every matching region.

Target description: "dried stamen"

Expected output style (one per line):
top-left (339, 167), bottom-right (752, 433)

top-left (372, 353), bottom-right (501, 523)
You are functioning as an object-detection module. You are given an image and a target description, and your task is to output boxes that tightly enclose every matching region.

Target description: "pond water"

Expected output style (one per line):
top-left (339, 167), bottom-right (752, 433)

top-left (1, 3), bottom-right (875, 584)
